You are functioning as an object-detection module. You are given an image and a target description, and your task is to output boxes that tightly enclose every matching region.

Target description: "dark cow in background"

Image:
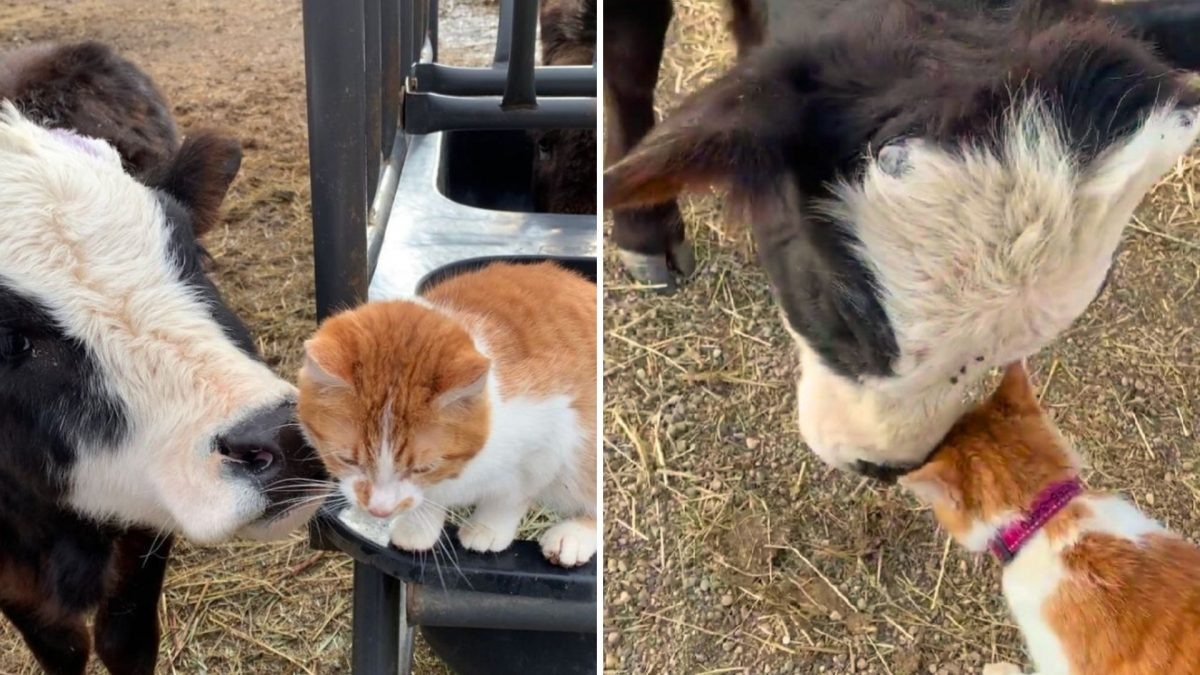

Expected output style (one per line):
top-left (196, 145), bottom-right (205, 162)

top-left (605, 0), bottom-right (1200, 477)
top-left (0, 41), bottom-right (179, 179)
top-left (530, 0), bottom-right (597, 215)
top-left (605, 0), bottom-right (1200, 286)
top-left (0, 43), bottom-right (324, 675)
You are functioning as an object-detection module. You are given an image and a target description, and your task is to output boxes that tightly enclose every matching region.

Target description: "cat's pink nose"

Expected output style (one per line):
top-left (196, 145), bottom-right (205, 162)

top-left (367, 504), bottom-right (394, 518)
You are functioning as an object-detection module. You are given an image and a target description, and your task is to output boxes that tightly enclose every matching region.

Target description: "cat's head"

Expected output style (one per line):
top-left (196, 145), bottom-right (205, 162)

top-left (898, 362), bottom-right (1081, 552)
top-left (296, 301), bottom-right (492, 518)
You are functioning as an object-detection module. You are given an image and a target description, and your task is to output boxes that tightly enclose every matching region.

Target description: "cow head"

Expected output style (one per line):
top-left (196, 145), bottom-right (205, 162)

top-left (0, 104), bottom-right (324, 543)
top-left (605, 0), bottom-right (1200, 477)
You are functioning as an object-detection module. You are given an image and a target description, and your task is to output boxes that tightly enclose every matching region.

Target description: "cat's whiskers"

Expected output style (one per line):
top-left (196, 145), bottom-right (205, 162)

top-left (267, 420), bottom-right (306, 434)
top-left (433, 527), bottom-right (469, 589)
top-left (266, 477), bottom-right (338, 489)
top-left (140, 524), bottom-right (173, 567)
top-left (406, 508), bottom-right (469, 590)
top-left (266, 492), bottom-right (331, 506)
top-left (416, 498), bottom-right (469, 527)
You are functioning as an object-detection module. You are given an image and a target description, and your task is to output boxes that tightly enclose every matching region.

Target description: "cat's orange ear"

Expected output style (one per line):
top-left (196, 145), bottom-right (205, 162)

top-left (992, 360), bottom-right (1039, 414)
top-left (301, 337), bottom-right (352, 389)
top-left (435, 351), bottom-right (490, 409)
top-left (897, 460), bottom-right (962, 510)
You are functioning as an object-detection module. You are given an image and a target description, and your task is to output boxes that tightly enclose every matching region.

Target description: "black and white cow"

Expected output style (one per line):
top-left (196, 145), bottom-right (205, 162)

top-left (605, 0), bottom-right (1200, 478)
top-left (0, 43), bottom-right (323, 674)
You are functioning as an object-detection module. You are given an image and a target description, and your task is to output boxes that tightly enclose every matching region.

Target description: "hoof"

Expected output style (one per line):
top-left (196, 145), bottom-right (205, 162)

top-left (669, 239), bottom-right (696, 277)
top-left (618, 250), bottom-right (676, 291)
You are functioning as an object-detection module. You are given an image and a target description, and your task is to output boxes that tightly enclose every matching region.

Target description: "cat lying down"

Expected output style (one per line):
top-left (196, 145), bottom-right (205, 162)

top-left (297, 262), bottom-right (597, 567)
top-left (901, 362), bottom-right (1200, 674)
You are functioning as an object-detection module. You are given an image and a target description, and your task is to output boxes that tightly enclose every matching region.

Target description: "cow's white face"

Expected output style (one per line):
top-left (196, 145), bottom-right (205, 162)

top-left (603, 3), bottom-right (1200, 479)
top-left (0, 104), bottom-right (321, 542)
top-left (795, 102), bottom-right (1200, 474)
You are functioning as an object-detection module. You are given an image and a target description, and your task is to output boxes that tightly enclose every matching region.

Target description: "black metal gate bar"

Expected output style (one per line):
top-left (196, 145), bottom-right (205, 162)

top-left (411, 63), bottom-right (594, 97)
top-left (501, 0), bottom-right (538, 109)
top-left (404, 94), bottom-right (594, 133)
top-left (408, 587), bottom-right (596, 633)
top-left (428, 0), bottom-right (439, 62)
top-left (380, 0), bottom-right (401, 160)
top-left (302, 0), bottom-right (370, 321)
top-left (492, 0), bottom-right (514, 66)
top-left (352, 560), bottom-right (408, 673)
top-left (365, 0), bottom-right (384, 199)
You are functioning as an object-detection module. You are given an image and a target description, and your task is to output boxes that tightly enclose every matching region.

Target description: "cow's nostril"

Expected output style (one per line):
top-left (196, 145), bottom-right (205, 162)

top-left (217, 437), bottom-right (282, 476)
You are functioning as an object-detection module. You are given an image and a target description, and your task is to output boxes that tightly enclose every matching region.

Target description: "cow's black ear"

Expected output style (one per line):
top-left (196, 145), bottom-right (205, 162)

top-left (604, 54), bottom-right (805, 211)
top-left (1098, 0), bottom-right (1200, 71)
top-left (150, 131), bottom-right (241, 238)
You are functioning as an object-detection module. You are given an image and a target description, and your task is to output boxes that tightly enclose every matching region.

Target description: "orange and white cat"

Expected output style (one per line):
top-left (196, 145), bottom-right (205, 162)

top-left (900, 362), bottom-right (1200, 675)
top-left (297, 262), bottom-right (596, 567)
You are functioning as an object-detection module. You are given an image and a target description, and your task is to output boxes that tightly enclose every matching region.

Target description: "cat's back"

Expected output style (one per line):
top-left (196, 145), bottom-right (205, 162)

top-left (1045, 496), bottom-right (1200, 674)
top-left (423, 262), bottom-right (596, 402)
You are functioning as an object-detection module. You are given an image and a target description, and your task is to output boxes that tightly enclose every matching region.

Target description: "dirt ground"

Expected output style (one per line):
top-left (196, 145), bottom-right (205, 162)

top-left (602, 1), bottom-right (1200, 674)
top-left (0, 0), bottom-right (497, 673)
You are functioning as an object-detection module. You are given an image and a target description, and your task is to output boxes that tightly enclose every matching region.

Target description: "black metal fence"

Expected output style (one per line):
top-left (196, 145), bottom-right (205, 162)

top-left (302, 0), bottom-right (596, 323)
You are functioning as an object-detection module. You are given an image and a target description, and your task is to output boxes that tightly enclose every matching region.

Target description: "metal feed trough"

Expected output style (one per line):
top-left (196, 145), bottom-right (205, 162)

top-left (300, 0), bottom-right (597, 673)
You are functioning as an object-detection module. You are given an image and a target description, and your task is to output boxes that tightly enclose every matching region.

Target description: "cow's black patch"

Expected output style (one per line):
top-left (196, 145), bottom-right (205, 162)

top-left (0, 280), bottom-right (128, 471)
top-left (0, 283), bottom-right (130, 620)
top-left (156, 193), bottom-right (258, 358)
top-left (753, 208), bottom-right (899, 379)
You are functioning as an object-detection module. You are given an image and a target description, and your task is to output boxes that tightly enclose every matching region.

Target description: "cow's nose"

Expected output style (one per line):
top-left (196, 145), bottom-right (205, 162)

top-left (217, 404), bottom-right (293, 482)
top-left (852, 460), bottom-right (913, 484)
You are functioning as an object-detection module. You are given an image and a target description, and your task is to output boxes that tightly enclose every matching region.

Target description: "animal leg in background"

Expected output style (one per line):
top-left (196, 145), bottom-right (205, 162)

top-left (604, 0), bottom-right (694, 288)
top-left (727, 0), bottom-right (766, 56)
top-left (0, 602), bottom-right (90, 675)
top-left (94, 530), bottom-right (173, 675)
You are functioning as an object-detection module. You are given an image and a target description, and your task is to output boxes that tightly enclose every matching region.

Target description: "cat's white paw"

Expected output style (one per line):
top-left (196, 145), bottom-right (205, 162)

top-left (982, 663), bottom-right (1024, 675)
top-left (389, 516), bottom-right (442, 552)
top-left (458, 520), bottom-right (517, 553)
top-left (539, 519), bottom-right (596, 567)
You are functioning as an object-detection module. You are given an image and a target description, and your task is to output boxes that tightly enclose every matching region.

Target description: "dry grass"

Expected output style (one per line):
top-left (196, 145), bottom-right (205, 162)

top-left (602, 1), bottom-right (1200, 673)
top-left (0, 0), bottom-right (497, 672)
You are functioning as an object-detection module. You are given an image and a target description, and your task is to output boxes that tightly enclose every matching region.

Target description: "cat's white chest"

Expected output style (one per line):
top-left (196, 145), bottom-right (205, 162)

top-left (430, 392), bottom-right (584, 505)
top-left (486, 393), bottom-right (583, 468)
top-left (1002, 533), bottom-right (1072, 675)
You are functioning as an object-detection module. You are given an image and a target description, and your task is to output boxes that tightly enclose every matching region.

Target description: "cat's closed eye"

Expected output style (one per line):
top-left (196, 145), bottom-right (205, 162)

top-left (411, 461), bottom-right (439, 475)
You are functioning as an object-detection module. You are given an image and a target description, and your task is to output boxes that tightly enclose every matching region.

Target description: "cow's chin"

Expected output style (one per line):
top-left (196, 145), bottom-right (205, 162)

top-left (163, 478), bottom-right (322, 544)
top-left (795, 349), bottom-right (967, 478)
top-left (160, 479), bottom-right (273, 545)
top-left (238, 500), bottom-right (323, 541)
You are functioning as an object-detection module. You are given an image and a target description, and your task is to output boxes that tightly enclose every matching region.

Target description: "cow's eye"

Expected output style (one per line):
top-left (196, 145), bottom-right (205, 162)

top-left (0, 332), bottom-right (32, 362)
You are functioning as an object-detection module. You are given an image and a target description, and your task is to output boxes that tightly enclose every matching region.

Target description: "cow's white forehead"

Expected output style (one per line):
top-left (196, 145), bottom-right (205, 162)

top-left (0, 104), bottom-right (233, 398)
top-left (0, 103), bottom-right (292, 537)
top-left (829, 99), bottom-right (1200, 387)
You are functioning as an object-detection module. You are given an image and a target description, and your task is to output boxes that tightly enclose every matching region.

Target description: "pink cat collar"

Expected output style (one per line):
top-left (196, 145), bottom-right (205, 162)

top-left (990, 478), bottom-right (1083, 564)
